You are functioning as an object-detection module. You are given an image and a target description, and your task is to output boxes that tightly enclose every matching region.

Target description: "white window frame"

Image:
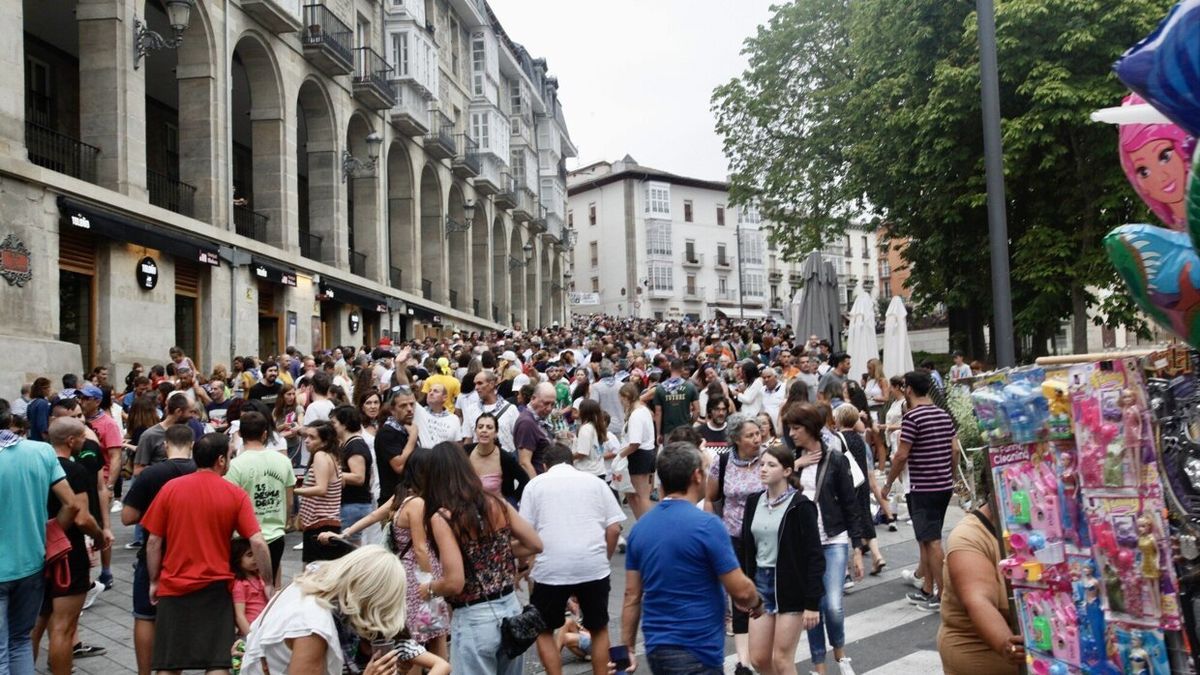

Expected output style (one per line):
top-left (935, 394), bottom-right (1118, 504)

top-left (648, 262), bottom-right (673, 291)
top-left (644, 182), bottom-right (670, 217)
top-left (646, 221), bottom-right (672, 256)
top-left (390, 32), bottom-right (409, 77)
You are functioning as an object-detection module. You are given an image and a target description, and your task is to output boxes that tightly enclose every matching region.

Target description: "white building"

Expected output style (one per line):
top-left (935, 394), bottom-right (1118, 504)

top-left (566, 156), bottom-right (880, 321)
top-left (0, 0), bottom-right (574, 390)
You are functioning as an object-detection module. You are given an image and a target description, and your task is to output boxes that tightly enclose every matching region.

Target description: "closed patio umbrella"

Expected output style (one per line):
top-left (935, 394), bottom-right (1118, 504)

top-left (846, 290), bottom-right (878, 382)
top-left (882, 296), bottom-right (914, 378)
top-left (793, 250), bottom-right (842, 352)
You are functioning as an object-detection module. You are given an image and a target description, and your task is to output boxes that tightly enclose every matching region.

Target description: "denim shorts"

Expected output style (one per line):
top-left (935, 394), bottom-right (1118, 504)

top-left (753, 567), bottom-right (778, 615)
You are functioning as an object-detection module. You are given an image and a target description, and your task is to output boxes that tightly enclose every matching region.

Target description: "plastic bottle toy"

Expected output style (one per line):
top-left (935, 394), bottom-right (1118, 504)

top-left (1002, 380), bottom-right (1050, 444)
top-left (971, 387), bottom-right (1011, 445)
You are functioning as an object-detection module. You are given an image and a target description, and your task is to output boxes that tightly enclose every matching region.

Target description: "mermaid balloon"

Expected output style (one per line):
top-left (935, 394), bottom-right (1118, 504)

top-left (1118, 94), bottom-right (1195, 231)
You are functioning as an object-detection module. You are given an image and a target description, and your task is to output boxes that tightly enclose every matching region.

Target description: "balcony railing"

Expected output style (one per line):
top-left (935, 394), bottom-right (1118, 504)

top-left (715, 256), bottom-right (732, 269)
top-left (514, 186), bottom-right (536, 221)
top-left (301, 4), bottom-right (354, 75)
top-left (147, 170), bottom-right (196, 217)
top-left (300, 231), bottom-right (323, 261)
top-left (714, 289), bottom-right (738, 302)
top-left (352, 46), bottom-right (396, 109)
top-left (684, 285), bottom-right (706, 300)
top-left (350, 250), bottom-right (368, 277)
top-left (25, 122), bottom-right (99, 184)
top-left (496, 172), bottom-right (517, 209)
top-left (422, 278), bottom-right (432, 300)
top-left (424, 110), bottom-right (455, 160)
top-left (234, 206), bottom-right (269, 241)
top-left (452, 133), bottom-right (481, 177)
top-left (682, 253), bottom-right (704, 268)
top-left (390, 81), bottom-right (430, 136)
top-left (389, 266), bottom-right (402, 289)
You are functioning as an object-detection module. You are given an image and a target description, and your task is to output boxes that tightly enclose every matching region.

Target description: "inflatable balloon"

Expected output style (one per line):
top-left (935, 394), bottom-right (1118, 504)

top-left (1118, 94), bottom-right (1195, 231)
top-left (1114, 0), bottom-right (1200, 137)
top-left (1106, 220), bottom-right (1200, 348)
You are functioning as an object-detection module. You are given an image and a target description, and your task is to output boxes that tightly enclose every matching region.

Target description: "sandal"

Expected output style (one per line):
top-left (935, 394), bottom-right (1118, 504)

top-left (871, 558), bottom-right (888, 576)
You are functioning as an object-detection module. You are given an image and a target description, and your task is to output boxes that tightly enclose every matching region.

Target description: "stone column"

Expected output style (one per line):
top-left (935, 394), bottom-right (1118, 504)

top-left (251, 110), bottom-right (287, 248)
top-left (0, 0), bottom-right (25, 157)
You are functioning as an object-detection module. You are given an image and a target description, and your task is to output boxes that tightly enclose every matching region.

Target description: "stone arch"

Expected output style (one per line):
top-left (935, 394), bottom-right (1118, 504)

top-left (296, 78), bottom-right (338, 263)
top-left (231, 32), bottom-right (287, 245)
top-left (419, 165), bottom-right (444, 302)
top-left (471, 201), bottom-right (489, 319)
top-left (491, 217), bottom-right (508, 324)
top-left (346, 111), bottom-right (379, 278)
top-left (386, 140), bottom-right (415, 292)
top-left (510, 226), bottom-right (527, 328)
top-left (446, 184), bottom-right (469, 312)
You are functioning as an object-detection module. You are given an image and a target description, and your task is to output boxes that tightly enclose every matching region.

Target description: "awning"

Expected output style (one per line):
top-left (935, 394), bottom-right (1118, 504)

top-left (58, 197), bottom-right (220, 266)
top-left (318, 279), bottom-right (388, 312)
top-left (250, 257), bottom-right (297, 287)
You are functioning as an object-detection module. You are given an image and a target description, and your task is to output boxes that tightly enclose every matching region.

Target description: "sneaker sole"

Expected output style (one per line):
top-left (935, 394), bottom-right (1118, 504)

top-left (906, 594), bottom-right (931, 605)
top-left (915, 602), bottom-right (941, 612)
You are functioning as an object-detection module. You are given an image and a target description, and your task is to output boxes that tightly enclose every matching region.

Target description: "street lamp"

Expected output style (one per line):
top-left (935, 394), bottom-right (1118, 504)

top-left (446, 199), bottom-right (475, 235)
top-left (133, 0), bottom-right (194, 69)
top-left (509, 242), bottom-right (534, 270)
top-left (341, 132), bottom-right (383, 182)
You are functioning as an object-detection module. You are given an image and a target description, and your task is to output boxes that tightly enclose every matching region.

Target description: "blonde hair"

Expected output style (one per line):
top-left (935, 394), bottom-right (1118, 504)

top-left (834, 403), bottom-right (860, 428)
top-left (294, 545), bottom-right (407, 639)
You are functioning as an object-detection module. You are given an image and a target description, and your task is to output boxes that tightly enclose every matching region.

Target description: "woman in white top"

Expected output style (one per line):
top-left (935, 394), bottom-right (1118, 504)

top-left (241, 546), bottom-right (419, 675)
top-left (573, 399), bottom-right (609, 479)
top-left (737, 361), bottom-right (765, 417)
top-left (863, 359), bottom-right (890, 421)
top-left (620, 382), bottom-right (657, 521)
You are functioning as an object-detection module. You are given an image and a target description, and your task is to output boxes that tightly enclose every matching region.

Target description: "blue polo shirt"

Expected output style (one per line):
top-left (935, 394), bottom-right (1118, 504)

top-left (626, 499), bottom-right (740, 667)
top-left (0, 438), bottom-right (66, 581)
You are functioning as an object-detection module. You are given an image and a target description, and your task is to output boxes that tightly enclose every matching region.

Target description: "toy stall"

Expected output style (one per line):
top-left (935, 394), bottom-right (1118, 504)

top-left (964, 1), bottom-right (1200, 671)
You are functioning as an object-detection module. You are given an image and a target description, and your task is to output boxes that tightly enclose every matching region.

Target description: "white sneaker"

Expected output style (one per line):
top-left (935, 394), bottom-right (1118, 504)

top-left (82, 580), bottom-right (103, 610)
top-left (837, 657), bottom-right (855, 675)
top-left (901, 569), bottom-right (924, 589)
top-left (110, 499), bottom-right (123, 513)
top-left (293, 542), bottom-right (304, 550)
top-left (843, 578), bottom-right (856, 591)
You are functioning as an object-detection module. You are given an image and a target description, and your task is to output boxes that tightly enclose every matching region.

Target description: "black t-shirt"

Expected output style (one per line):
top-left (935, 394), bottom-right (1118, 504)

top-left (123, 458), bottom-right (196, 560)
top-left (48, 457), bottom-right (90, 574)
top-left (695, 423), bottom-right (730, 453)
top-left (340, 436), bottom-right (374, 504)
top-left (74, 439), bottom-right (105, 526)
top-left (248, 380), bottom-right (283, 405)
top-left (374, 423), bottom-right (409, 506)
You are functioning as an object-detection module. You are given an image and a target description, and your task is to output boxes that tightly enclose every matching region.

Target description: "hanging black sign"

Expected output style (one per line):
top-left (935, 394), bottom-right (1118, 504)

top-left (348, 311), bottom-right (361, 334)
top-left (136, 256), bottom-right (159, 290)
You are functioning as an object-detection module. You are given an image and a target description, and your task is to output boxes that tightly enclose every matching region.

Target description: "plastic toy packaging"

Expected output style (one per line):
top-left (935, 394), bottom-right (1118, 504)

top-left (1044, 380), bottom-right (1073, 440)
top-left (1016, 588), bottom-right (1081, 671)
top-left (1004, 367), bottom-right (1051, 444)
top-left (972, 383), bottom-right (1012, 447)
top-left (1084, 496), bottom-right (1181, 630)
top-left (1114, 626), bottom-right (1171, 674)
top-left (1068, 362), bottom-right (1148, 489)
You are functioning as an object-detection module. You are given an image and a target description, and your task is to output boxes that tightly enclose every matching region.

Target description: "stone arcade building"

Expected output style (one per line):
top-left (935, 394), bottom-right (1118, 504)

top-left (0, 0), bottom-right (575, 390)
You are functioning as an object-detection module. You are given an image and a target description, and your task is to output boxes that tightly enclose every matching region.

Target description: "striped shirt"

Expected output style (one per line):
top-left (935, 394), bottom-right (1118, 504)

top-left (298, 457), bottom-right (342, 529)
top-left (899, 404), bottom-right (956, 493)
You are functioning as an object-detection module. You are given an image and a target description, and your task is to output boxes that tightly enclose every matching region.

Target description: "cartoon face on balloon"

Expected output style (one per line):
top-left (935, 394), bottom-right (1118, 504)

top-left (1119, 94), bottom-right (1196, 230)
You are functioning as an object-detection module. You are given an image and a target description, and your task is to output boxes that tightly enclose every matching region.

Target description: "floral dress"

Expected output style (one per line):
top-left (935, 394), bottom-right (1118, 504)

top-left (391, 517), bottom-right (451, 643)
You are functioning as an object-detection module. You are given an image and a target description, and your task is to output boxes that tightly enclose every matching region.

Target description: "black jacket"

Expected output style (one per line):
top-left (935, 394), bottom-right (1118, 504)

top-left (740, 490), bottom-right (825, 612)
top-left (805, 441), bottom-right (867, 547)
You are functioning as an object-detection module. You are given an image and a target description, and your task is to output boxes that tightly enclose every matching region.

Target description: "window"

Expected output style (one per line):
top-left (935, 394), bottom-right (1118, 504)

top-left (718, 277), bottom-right (728, 293)
top-left (861, 235), bottom-right (869, 258)
top-left (879, 260), bottom-right (891, 278)
top-left (686, 275), bottom-right (697, 295)
top-left (471, 112), bottom-right (489, 150)
top-left (739, 205), bottom-right (761, 225)
top-left (683, 200), bottom-right (693, 222)
top-left (510, 80), bottom-right (523, 115)
top-left (844, 233), bottom-right (852, 255)
top-left (647, 221), bottom-right (672, 256)
top-left (450, 17), bottom-right (460, 77)
top-left (471, 35), bottom-right (485, 96)
top-left (588, 203), bottom-right (596, 226)
top-left (645, 182), bottom-right (670, 216)
top-left (591, 277), bottom-right (599, 293)
top-left (717, 243), bottom-right (728, 265)
top-left (863, 261), bottom-right (870, 282)
top-left (511, 150), bottom-right (524, 185)
top-left (589, 241), bottom-right (598, 268)
top-left (770, 284), bottom-right (778, 303)
top-left (745, 272), bottom-right (765, 297)
top-left (881, 279), bottom-right (893, 300)
top-left (568, 211), bottom-right (574, 228)
top-left (685, 240), bottom-right (696, 263)
top-left (648, 262), bottom-right (673, 290)
top-left (716, 205), bottom-right (725, 226)
top-left (740, 230), bottom-right (764, 265)
top-left (356, 16), bottom-right (369, 50)
top-left (391, 32), bottom-right (409, 76)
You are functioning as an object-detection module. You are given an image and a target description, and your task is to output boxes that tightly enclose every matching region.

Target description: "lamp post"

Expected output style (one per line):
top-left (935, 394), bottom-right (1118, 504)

top-left (341, 131), bottom-right (383, 182)
top-left (446, 199), bottom-right (475, 235)
top-left (133, 0), bottom-right (194, 69)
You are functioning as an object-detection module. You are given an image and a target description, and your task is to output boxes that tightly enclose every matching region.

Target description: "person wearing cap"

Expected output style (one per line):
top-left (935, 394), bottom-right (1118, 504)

top-left (421, 357), bottom-right (461, 414)
top-left (79, 384), bottom-right (121, 589)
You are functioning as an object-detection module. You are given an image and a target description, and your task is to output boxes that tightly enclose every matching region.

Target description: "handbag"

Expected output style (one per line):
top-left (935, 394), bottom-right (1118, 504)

top-left (836, 432), bottom-right (868, 488)
top-left (499, 603), bottom-right (546, 658)
top-left (610, 453), bottom-right (635, 495)
top-left (44, 519), bottom-right (73, 593)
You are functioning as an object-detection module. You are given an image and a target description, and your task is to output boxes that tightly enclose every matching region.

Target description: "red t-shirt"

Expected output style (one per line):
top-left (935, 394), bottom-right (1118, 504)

top-left (232, 576), bottom-right (269, 627)
top-left (142, 470), bottom-right (261, 597)
top-left (88, 411), bottom-right (123, 452)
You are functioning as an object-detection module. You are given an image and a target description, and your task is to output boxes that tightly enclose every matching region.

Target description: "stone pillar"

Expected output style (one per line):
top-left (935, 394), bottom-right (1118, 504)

top-left (77, 0), bottom-right (147, 199)
top-left (0, 0), bottom-right (25, 157)
top-left (307, 143), bottom-right (340, 266)
top-left (177, 66), bottom-right (220, 226)
top-left (251, 110), bottom-right (287, 248)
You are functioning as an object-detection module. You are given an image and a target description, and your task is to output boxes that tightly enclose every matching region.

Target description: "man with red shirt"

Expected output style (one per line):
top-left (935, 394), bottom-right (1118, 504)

top-left (78, 384), bottom-right (121, 589)
top-left (143, 432), bottom-right (273, 674)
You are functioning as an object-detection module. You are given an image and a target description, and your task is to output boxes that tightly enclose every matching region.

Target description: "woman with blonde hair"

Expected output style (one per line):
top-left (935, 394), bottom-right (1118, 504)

top-left (240, 545), bottom-right (413, 675)
top-left (863, 359), bottom-right (890, 424)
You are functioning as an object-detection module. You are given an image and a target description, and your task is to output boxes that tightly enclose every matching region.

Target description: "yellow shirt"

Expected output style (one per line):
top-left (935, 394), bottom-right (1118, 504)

top-left (937, 512), bottom-right (1018, 675)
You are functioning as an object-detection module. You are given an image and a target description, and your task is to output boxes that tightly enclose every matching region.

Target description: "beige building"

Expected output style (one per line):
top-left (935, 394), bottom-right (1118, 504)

top-left (1, 0), bottom-right (574, 391)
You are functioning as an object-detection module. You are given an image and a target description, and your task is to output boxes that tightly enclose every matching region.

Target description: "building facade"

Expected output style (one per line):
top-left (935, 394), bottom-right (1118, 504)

top-left (566, 157), bottom-right (880, 322)
top-left (1, 0), bottom-right (574, 391)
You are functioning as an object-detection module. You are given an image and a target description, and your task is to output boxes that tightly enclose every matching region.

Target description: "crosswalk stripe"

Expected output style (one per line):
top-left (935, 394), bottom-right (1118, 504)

top-left (861, 649), bottom-right (943, 674)
top-left (722, 591), bottom-right (935, 672)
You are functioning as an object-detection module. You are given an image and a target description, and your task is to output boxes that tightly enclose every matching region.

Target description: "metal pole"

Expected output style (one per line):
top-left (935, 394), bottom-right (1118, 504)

top-left (736, 222), bottom-right (745, 320)
top-left (977, 0), bottom-right (1015, 367)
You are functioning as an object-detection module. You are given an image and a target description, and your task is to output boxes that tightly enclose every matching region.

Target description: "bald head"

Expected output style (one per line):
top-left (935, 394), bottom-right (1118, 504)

top-left (48, 416), bottom-right (87, 447)
top-left (531, 382), bottom-right (557, 418)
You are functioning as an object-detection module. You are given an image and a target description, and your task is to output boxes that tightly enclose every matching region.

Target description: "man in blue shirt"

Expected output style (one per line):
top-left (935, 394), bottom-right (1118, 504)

top-left (619, 442), bottom-right (762, 674)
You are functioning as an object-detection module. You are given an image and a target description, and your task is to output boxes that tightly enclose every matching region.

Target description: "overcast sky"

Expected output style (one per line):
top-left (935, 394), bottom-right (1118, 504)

top-left (487, 0), bottom-right (777, 182)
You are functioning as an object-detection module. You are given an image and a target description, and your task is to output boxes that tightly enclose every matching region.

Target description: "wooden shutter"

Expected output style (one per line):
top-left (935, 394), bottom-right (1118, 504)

top-left (175, 259), bottom-right (200, 297)
top-left (58, 228), bottom-right (95, 274)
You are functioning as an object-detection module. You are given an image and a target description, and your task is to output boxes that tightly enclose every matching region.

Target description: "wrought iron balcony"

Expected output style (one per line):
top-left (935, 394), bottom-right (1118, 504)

top-left (714, 289), bottom-right (738, 303)
top-left (452, 133), bottom-right (480, 179)
top-left (715, 256), bottom-right (733, 269)
top-left (424, 111), bottom-right (455, 161)
top-left (25, 122), bottom-right (99, 184)
top-left (301, 4), bottom-right (353, 76)
top-left (300, 231), bottom-right (323, 261)
top-left (513, 186), bottom-right (536, 222)
top-left (495, 172), bottom-right (517, 209)
top-left (681, 253), bottom-right (704, 269)
top-left (768, 269), bottom-right (783, 282)
top-left (147, 170), bottom-right (196, 217)
top-left (350, 250), bottom-right (368, 277)
top-left (352, 47), bottom-right (396, 110)
top-left (389, 266), bottom-right (402, 289)
top-left (390, 81), bottom-right (430, 137)
top-left (234, 206), bottom-right (269, 241)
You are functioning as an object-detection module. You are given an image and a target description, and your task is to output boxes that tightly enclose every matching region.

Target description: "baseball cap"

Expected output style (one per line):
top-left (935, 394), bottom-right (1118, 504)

top-left (53, 388), bottom-right (79, 401)
top-left (501, 350), bottom-right (519, 362)
top-left (78, 384), bottom-right (104, 399)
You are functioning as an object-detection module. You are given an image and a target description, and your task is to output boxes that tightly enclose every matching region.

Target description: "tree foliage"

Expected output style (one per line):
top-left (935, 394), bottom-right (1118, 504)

top-left (714, 0), bottom-right (1173, 358)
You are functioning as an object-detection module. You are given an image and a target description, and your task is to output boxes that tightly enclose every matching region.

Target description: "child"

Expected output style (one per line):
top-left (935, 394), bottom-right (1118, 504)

top-left (231, 538), bottom-right (269, 637)
top-left (555, 598), bottom-right (593, 662)
top-left (364, 631), bottom-right (450, 675)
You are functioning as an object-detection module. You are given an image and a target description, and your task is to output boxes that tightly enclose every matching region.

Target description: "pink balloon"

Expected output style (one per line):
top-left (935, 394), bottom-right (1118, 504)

top-left (1119, 93), bottom-right (1196, 230)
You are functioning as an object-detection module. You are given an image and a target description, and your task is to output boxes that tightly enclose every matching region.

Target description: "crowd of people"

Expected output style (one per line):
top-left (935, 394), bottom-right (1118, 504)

top-left (0, 313), bottom-right (1005, 675)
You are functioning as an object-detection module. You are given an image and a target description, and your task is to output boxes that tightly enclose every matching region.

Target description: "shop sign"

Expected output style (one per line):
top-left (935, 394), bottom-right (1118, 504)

top-left (0, 234), bottom-right (32, 287)
top-left (136, 256), bottom-right (159, 290)
top-left (348, 311), bottom-right (361, 334)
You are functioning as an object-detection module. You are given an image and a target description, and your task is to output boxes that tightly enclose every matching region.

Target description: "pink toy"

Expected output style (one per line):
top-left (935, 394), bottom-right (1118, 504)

top-left (1118, 93), bottom-right (1196, 230)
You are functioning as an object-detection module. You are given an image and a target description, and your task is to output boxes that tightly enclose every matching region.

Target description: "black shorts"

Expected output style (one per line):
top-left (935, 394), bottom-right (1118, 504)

top-left (44, 540), bottom-right (91, 609)
top-left (132, 557), bottom-right (155, 620)
top-left (909, 490), bottom-right (953, 543)
top-left (530, 576), bottom-right (610, 632)
top-left (268, 536), bottom-right (285, 577)
top-left (627, 448), bottom-right (656, 476)
top-left (303, 525), bottom-right (348, 563)
top-left (153, 581), bottom-right (235, 671)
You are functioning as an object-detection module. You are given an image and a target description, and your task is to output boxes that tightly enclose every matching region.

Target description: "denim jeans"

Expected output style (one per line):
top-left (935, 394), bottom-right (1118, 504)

top-left (0, 570), bottom-right (44, 675)
top-left (753, 567), bottom-right (778, 615)
top-left (449, 592), bottom-right (524, 675)
top-left (806, 542), bottom-right (849, 664)
top-left (339, 502), bottom-right (374, 544)
top-left (646, 646), bottom-right (723, 675)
